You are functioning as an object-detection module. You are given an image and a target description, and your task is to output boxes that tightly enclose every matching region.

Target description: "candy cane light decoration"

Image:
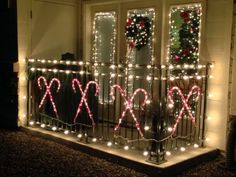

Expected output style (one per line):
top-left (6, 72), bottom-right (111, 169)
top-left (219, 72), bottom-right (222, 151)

top-left (72, 79), bottom-right (99, 126)
top-left (110, 85), bottom-right (148, 137)
top-left (168, 85), bottom-right (201, 134)
top-left (37, 76), bottom-right (61, 118)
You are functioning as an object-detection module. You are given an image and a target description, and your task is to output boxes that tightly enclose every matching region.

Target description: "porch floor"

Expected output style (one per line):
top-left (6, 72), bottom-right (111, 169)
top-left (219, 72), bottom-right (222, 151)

top-left (26, 126), bottom-right (218, 176)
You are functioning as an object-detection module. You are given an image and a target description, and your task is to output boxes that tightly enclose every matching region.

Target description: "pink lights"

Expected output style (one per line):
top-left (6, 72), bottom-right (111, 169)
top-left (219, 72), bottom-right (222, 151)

top-left (110, 85), bottom-right (148, 137)
top-left (168, 85), bottom-right (201, 134)
top-left (37, 76), bottom-right (61, 118)
top-left (72, 79), bottom-right (99, 126)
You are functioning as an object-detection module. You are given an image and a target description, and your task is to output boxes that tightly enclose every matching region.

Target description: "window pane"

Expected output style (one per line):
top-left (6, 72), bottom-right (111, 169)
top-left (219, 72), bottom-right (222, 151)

top-left (168, 4), bottom-right (202, 65)
top-left (92, 12), bottom-right (116, 63)
top-left (92, 12), bottom-right (116, 104)
top-left (126, 8), bottom-right (155, 65)
top-left (125, 8), bottom-right (155, 96)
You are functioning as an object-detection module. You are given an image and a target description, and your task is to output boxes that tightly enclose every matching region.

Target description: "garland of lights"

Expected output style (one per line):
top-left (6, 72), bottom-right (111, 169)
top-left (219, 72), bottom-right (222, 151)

top-left (92, 12), bottom-right (116, 63)
top-left (72, 79), bottom-right (100, 126)
top-left (37, 76), bottom-right (61, 118)
top-left (125, 14), bottom-right (151, 51)
top-left (169, 5), bottom-right (202, 65)
top-left (110, 84), bottom-right (148, 137)
top-left (168, 85), bottom-right (201, 134)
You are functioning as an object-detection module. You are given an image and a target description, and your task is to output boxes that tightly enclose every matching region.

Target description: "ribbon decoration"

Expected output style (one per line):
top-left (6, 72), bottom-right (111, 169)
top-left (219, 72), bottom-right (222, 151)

top-left (168, 85), bottom-right (201, 134)
top-left (110, 85), bottom-right (148, 137)
top-left (37, 76), bottom-right (61, 118)
top-left (72, 79), bottom-right (99, 126)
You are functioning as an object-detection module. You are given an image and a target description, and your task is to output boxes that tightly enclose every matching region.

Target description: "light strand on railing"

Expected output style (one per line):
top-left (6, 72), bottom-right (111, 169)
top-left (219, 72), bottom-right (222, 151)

top-left (28, 58), bottom-right (211, 71)
top-left (29, 119), bottom-right (200, 156)
top-left (29, 66), bottom-right (210, 81)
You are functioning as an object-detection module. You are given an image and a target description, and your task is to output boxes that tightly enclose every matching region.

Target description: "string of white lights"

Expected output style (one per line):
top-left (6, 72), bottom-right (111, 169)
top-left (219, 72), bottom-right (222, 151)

top-left (28, 67), bottom-right (212, 81)
top-left (28, 58), bottom-right (212, 70)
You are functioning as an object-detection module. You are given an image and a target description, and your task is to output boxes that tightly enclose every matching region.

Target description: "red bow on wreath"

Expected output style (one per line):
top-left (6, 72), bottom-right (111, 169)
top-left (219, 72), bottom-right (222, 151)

top-left (180, 11), bottom-right (190, 22)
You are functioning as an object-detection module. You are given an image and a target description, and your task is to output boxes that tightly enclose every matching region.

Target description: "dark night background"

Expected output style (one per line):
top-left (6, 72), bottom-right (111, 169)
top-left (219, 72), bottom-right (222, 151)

top-left (0, 0), bottom-right (18, 129)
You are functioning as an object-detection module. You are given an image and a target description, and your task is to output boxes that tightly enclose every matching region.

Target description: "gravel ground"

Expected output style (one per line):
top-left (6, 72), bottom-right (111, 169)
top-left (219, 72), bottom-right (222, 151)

top-left (0, 129), bottom-right (236, 177)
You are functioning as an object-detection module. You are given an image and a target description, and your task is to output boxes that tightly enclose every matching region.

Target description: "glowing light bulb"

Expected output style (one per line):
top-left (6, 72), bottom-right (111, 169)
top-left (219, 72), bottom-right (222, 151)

top-left (146, 76), bottom-right (152, 81)
top-left (143, 151), bottom-right (149, 156)
top-left (144, 126), bottom-right (150, 131)
top-left (194, 144), bottom-right (199, 148)
top-left (161, 65), bottom-right (166, 69)
top-left (77, 134), bottom-right (82, 138)
top-left (184, 64), bottom-right (189, 69)
top-left (183, 76), bottom-right (189, 80)
top-left (197, 65), bottom-right (203, 69)
top-left (169, 65), bottom-right (174, 69)
top-left (92, 138), bottom-right (97, 142)
top-left (146, 100), bottom-right (151, 104)
top-left (180, 147), bottom-right (186, 152)
top-left (110, 65), bottom-right (116, 69)
top-left (124, 145), bottom-right (129, 150)
top-left (41, 124), bottom-right (45, 128)
top-left (166, 151), bottom-right (171, 156)
top-left (167, 127), bottom-right (173, 132)
top-left (79, 71), bottom-right (84, 75)
top-left (168, 103), bottom-right (174, 108)
top-left (128, 75), bottom-right (134, 79)
top-left (64, 130), bottom-right (69, 135)
top-left (107, 141), bottom-right (112, 147)
top-left (29, 121), bottom-right (34, 126)
top-left (52, 126), bottom-right (57, 131)
top-left (128, 64), bottom-right (133, 68)
top-left (196, 76), bottom-right (202, 80)
top-left (170, 77), bottom-right (175, 81)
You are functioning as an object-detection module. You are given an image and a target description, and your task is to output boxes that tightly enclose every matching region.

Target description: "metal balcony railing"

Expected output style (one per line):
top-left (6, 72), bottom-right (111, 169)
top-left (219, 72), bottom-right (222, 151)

top-left (27, 58), bottom-right (211, 164)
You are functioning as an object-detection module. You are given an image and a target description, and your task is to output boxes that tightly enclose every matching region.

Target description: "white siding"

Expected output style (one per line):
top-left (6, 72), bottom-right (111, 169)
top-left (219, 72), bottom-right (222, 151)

top-left (204, 0), bottom-right (233, 150)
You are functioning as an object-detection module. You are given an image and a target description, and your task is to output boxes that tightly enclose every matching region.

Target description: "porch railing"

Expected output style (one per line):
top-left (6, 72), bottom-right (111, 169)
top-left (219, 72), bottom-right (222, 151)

top-left (27, 58), bottom-right (211, 164)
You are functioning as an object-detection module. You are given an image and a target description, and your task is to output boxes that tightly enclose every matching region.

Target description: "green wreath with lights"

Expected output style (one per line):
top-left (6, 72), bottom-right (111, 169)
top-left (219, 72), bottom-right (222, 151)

top-left (125, 15), bottom-right (151, 50)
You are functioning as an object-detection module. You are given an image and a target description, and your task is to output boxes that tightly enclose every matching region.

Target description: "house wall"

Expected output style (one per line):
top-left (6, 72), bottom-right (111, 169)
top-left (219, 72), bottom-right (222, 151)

top-left (17, 0), bottom-right (78, 126)
top-left (230, 4), bottom-right (236, 116)
top-left (204, 0), bottom-right (233, 150)
top-left (30, 0), bottom-right (78, 59)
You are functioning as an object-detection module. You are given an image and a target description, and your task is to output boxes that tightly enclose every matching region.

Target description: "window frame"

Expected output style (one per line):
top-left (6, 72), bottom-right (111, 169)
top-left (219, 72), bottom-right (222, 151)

top-left (82, 0), bottom-right (162, 64)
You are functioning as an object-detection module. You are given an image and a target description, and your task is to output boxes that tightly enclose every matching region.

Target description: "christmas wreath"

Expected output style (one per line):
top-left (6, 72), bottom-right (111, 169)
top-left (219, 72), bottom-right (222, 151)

top-left (125, 14), bottom-right (151, 50)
